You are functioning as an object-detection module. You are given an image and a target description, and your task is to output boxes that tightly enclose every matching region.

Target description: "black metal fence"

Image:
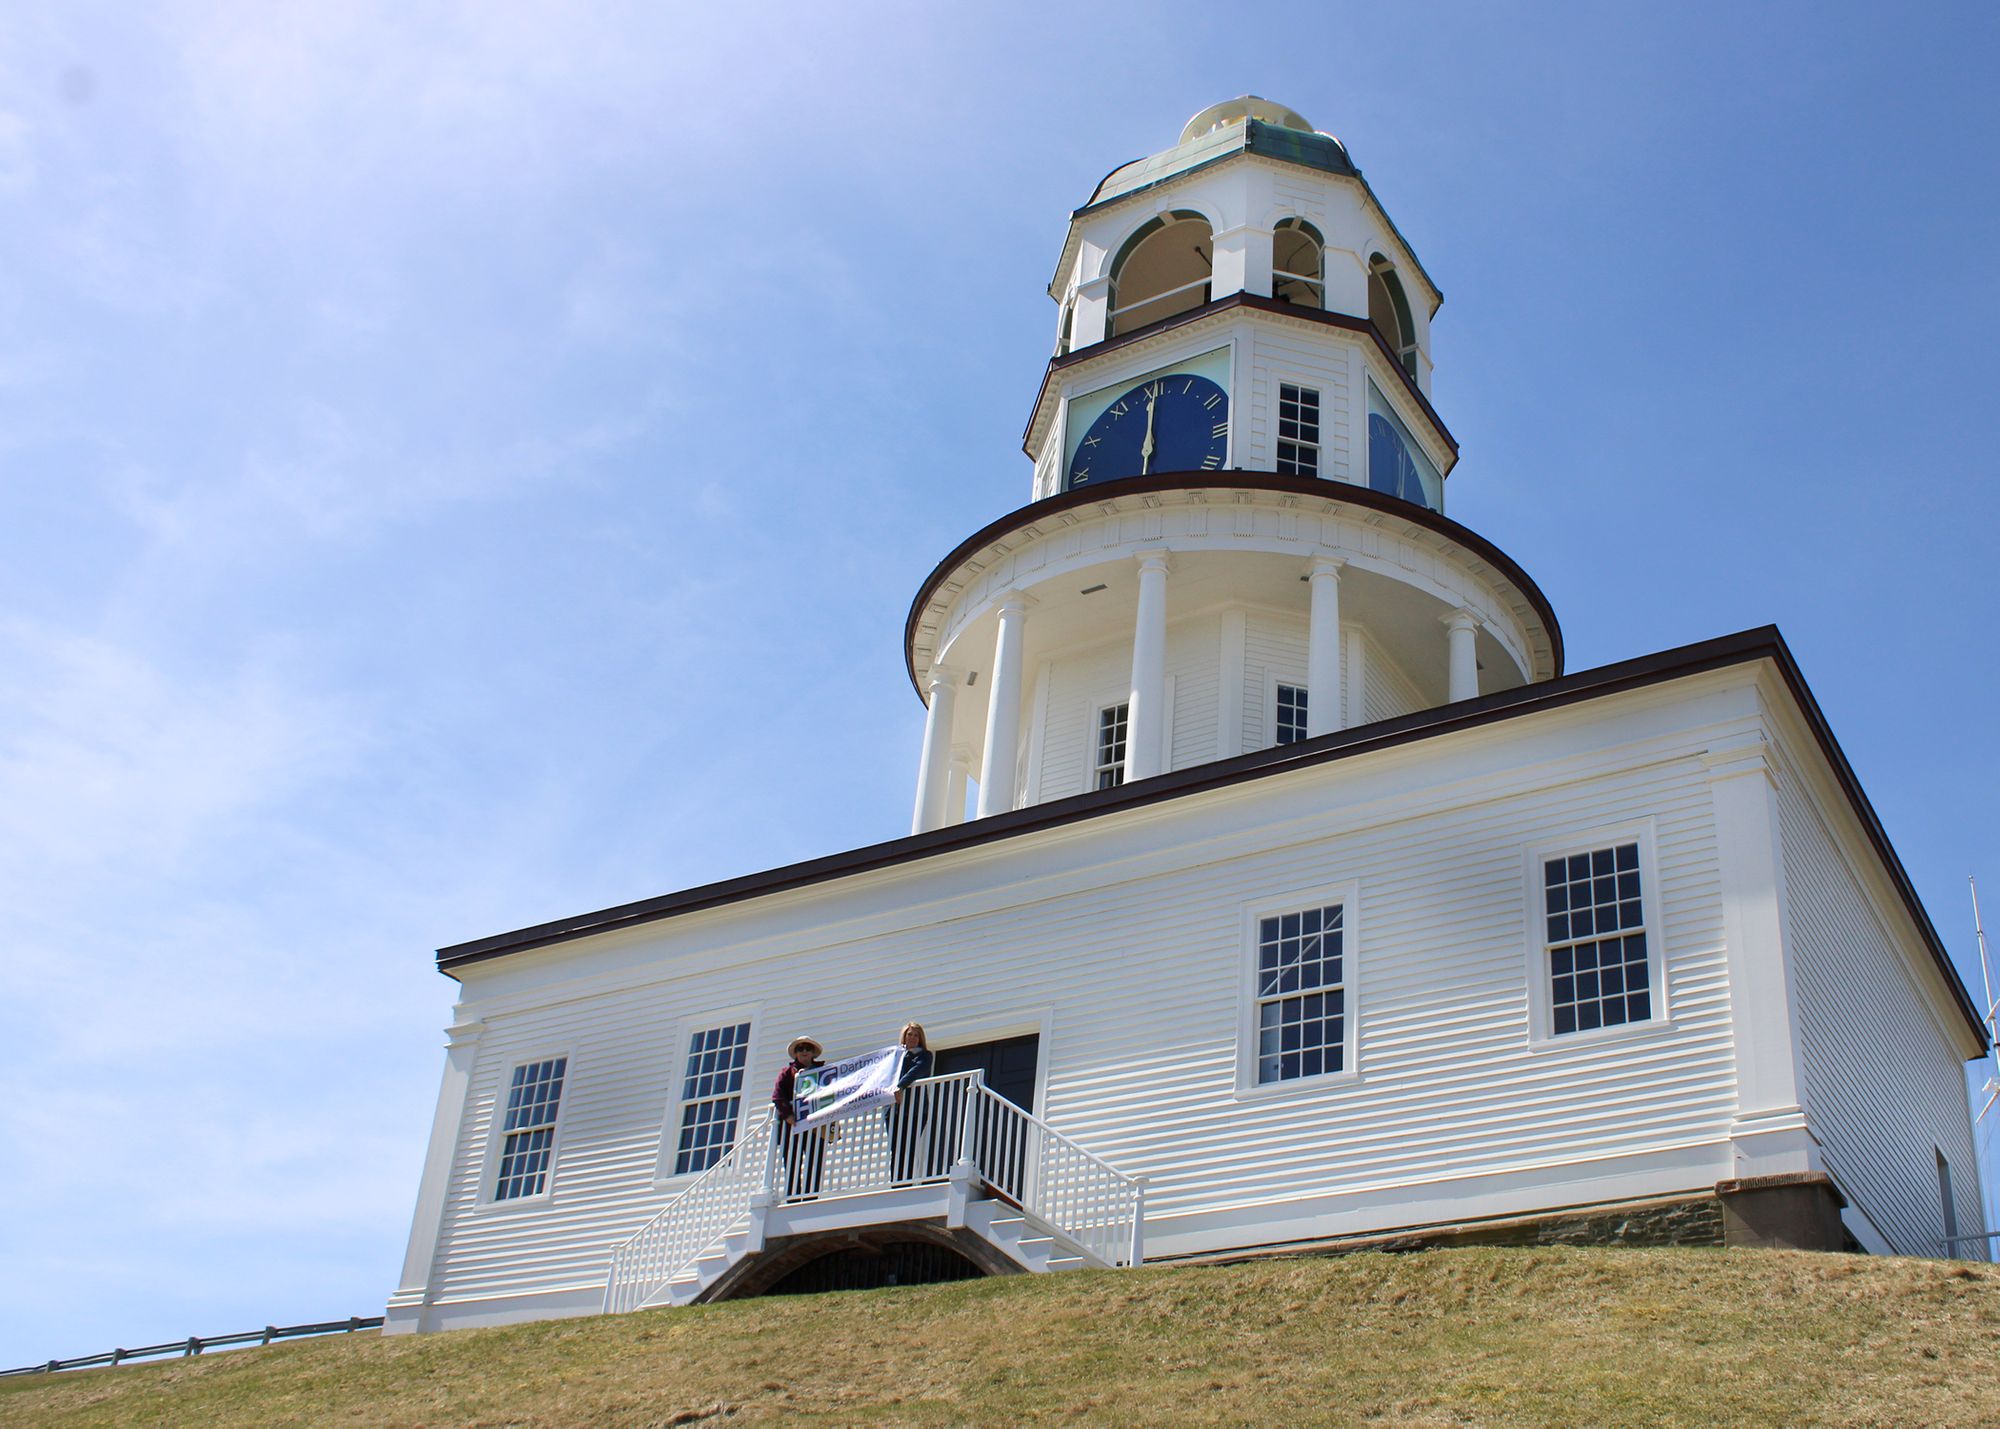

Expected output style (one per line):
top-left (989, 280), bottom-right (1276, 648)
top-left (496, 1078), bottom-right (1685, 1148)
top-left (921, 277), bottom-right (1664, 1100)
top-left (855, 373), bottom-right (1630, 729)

top-left (1, 1316), bottom-right (384, 1377)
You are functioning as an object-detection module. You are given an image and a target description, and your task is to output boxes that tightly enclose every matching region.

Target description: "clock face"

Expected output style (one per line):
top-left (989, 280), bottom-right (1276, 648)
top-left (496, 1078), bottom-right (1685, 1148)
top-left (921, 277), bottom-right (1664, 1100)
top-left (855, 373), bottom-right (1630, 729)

top-left (1065, 374), bottom-right (1229, 490)
top-left (1367, 413), bottom-right (1437, 511)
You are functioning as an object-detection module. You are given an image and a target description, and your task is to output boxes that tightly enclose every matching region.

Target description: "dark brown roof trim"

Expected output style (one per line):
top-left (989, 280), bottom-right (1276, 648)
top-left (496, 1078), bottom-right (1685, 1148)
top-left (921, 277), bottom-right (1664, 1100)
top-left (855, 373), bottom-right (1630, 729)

top-left (435, 625), bottom-right (1986, 1049)
top-left (1023, 292), bottom-right (1455, 462)
top-left (900, 469), bottom-right (1563, 700)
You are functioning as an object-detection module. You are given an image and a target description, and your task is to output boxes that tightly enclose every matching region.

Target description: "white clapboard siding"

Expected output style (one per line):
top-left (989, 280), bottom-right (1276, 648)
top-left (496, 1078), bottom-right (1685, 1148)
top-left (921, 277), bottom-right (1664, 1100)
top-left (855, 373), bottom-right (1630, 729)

top-left (1363, 632), bottom-right (1427, 724)
top-left (1167, 613), bottom-right (1220, 770)
top-left (1774, 750), bottom-right (1989, 1259)
top-left (1243, 607), bottom-right (1306, 751)
top-left (417, 684), bottom-right (1755, 1316)
top-left (1241, 321), bottom-right (1356, 481)
top-left (1034, 638), bottom-right (1130, 803)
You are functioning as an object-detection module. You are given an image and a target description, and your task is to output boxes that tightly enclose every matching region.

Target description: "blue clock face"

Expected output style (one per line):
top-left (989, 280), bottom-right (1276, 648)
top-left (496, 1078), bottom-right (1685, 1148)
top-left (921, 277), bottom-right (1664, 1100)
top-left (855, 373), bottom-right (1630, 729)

top-left (1066, 374), bottom-right (1229, 490)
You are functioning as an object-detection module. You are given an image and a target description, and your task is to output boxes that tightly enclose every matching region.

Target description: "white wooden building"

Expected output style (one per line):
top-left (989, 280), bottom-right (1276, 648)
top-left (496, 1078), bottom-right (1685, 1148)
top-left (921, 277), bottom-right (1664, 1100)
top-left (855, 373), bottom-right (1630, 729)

top-left (385, 97), bottom-right (1990, 1335)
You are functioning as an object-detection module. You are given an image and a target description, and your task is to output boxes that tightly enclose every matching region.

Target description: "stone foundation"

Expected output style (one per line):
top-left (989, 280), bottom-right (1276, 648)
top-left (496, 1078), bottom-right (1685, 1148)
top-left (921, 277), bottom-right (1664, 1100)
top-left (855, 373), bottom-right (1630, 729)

top-left (1182, 1193), bottom-right (1731, 1267)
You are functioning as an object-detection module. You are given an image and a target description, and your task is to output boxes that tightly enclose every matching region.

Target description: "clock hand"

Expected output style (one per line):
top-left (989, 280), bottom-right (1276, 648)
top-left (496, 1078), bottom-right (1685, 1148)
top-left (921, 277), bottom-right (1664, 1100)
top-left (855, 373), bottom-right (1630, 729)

top-left (1140, 393), bottom-right (1157, 475)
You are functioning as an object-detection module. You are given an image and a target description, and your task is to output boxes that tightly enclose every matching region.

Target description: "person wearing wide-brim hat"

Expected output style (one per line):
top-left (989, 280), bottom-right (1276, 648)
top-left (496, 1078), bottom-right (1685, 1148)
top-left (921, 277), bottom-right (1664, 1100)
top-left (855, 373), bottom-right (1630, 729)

top-left (772, 1035), bottom-right (827, 1198)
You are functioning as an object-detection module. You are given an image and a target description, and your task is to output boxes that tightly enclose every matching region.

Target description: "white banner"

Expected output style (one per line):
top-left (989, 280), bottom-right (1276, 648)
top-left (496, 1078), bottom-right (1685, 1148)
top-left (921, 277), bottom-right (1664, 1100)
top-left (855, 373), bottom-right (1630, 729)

top-left (792, 1045), bottom-right (906, 1131)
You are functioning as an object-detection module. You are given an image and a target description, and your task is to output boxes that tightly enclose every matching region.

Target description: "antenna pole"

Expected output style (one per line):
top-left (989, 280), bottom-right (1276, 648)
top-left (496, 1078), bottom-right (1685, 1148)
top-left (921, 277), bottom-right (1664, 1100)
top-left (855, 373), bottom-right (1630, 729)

top-left (1972, 877), bottom-right (1999, 1123)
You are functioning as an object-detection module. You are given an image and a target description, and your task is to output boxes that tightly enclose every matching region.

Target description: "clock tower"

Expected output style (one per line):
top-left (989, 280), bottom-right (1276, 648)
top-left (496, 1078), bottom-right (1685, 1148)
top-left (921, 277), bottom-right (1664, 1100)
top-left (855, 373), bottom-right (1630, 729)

top-left (905, 97), bottom-right (1563, 832)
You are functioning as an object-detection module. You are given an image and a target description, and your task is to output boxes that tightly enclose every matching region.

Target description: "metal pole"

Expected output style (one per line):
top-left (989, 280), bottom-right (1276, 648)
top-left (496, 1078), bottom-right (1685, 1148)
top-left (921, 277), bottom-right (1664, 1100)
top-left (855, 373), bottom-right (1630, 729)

top-left (1972, 877), bottom-right (1999, 1115)
top-left (1942, 1229), bottom-right (2000, 1246)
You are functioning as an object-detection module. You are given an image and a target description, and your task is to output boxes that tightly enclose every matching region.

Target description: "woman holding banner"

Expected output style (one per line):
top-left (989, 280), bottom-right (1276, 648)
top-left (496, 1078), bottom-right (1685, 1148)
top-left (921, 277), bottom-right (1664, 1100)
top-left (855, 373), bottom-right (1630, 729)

top-left (772, 1035), bottom-right (826, 1199)
top-left (889, 1022), bottom-right (935, 1184)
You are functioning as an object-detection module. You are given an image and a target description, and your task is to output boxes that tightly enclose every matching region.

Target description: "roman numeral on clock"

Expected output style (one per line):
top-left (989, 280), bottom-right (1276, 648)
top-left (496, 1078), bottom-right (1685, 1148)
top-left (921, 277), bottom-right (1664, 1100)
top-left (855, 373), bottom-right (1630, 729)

top-left (1212, 421), bottom-right (1229, 439)
top-left (1202, 392), bottom-right (1222, 410)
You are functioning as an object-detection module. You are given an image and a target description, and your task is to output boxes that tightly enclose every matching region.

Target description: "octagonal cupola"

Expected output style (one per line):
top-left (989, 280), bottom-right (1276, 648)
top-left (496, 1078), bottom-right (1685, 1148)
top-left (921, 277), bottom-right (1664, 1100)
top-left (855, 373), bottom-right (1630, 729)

top-left (1027, 97), bottom-right (1447, 510)
top-left (905, 100), bottom-right (1560, 835)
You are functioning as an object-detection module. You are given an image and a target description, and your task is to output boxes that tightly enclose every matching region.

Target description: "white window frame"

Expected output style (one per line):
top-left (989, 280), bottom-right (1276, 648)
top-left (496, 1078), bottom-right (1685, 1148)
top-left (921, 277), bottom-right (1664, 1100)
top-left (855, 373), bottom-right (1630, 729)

top-left (1275, 381), bottom-right (1322, 477)
top-left (1521, 824), bottom-right (1671, 1050)
top-left (1090, 700), bottom-right (1129, 790)
top-left (1266, 673), bottom-right (1310, 748)
top-left (1235, 880), bottom-right (1361, 1098)
top-left (475, 1048), bottom-right (575, 1210)
top-left (654, 1006), bottom-right (763, 1187)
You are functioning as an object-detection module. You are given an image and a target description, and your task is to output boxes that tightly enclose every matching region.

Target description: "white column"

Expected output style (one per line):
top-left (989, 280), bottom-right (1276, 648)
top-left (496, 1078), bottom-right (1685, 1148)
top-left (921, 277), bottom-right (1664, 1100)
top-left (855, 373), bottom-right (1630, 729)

top-left (1306, 557), bottom-right (1344, 738)
top-left (976, 595), bottom-right (1030, 817)
top-left (1124, 552), bottom-right (1170, 783)
top-left (945, 748), bottom-right (970, 827)
top-left (384, 1016), bottom-right (485, 1334)
top-left (1705, 734), bottom-right (1816, 1178)
top-left (911, 668), bottom-right (959, 834)
top-left (1443, 608), bottom-right (1480, 703)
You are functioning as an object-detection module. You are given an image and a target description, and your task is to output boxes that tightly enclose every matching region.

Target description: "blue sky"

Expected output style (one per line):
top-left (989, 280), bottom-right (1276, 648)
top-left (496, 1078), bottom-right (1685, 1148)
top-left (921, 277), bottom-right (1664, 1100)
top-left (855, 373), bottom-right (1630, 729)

top-left (2, 1), bottom-right (1997, 1362)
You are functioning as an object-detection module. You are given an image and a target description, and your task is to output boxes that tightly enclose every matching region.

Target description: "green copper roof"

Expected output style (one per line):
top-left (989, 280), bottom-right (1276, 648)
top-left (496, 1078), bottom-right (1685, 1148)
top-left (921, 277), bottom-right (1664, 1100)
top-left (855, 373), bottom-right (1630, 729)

top-left (1078, 119), bottom-right (1358, 215)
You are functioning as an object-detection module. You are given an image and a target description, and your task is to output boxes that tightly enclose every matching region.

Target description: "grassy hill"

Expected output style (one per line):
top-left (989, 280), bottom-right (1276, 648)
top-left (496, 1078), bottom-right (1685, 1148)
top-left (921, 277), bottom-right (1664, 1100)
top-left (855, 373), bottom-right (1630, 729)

top-left (4, 1247), bottom-right (1996, 1426)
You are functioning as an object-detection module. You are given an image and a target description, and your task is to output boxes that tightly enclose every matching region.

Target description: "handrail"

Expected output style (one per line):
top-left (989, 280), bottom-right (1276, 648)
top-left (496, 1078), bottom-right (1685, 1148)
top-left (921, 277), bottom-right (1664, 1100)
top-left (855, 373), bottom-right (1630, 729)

top-left (600, 1069), bottom-right (1145, 1313)
top-left (966, 1082), bottom-right (1144, 1268)
top-left (602, 1110), bottom-right (775, 1314)
top-left (1109, 273), bottom-right (1213, 319)
top-left (1, 1317), bottom-right (383, 1377)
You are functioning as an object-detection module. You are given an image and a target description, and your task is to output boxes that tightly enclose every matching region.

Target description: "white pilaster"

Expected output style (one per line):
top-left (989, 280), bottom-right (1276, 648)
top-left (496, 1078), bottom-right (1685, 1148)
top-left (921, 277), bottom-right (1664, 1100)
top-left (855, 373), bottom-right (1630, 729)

top-left (1217, 608), bottom-right (1247, 759)
top-left (1124, 552), bottom-right (1170, 782)
top-left (1211, 223), bottom-right (1268, 299)
top-left (1073, 274), bottom-right (1111, 348)
top-left (945, 747), bottom-right (971, 827)
top-left (1443, 608), bottom-right (1480, 703)
top-left (1306, 557), bottom-right (1344, 738)
top-left (911, 668), bottom-right (960, 834)
top-left (384, 1015), bottom-right (486, 1335)
top-left (976, 595), bottom-right (1031, 817)
top-left (1705, 733), bottom-right (1816, 1178)
top-left (1342, 627), bottom-right (1366, 729)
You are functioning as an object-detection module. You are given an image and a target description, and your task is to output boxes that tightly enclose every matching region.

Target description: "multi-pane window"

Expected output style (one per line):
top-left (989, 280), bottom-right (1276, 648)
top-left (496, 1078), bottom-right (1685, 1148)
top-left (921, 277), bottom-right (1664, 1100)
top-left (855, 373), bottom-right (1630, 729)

top-left (1543, 843), bottom-right (1651, 1035)
top-left (674, 1022), bottom-right (752, 1176)
top-left (1095, 703), bottom-right (1129, 790)
top-left (1254, 903), bottom-right (1345, 1084)
top-left (1277, 384), bottom-right (1320, 476)
top-left (1275, 683), bottom-right (1309, 745)
top-left (494, 1057), bottom-right (567, 1201)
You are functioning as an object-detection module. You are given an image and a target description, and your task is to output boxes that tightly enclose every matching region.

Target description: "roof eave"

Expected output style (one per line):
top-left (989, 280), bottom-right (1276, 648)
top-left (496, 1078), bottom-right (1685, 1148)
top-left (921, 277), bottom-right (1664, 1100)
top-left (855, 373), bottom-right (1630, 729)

top-left (434, 628), bottom-right (1987, 1053)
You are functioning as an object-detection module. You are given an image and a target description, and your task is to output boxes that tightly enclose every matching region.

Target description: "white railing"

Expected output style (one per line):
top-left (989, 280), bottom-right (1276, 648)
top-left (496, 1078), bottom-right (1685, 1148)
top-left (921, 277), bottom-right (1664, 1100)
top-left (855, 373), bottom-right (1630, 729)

top-left (1107, 276), bottom-right (1212, 335)
top-left (795, 1070), bottom-right (982, 1197)
top-left (601, 1071), bottom-right (1145, 1312)
top-left (602, 1110), bottom-right (775, 1314)
top-left (959, 1081), bottom-right (1144, 1268)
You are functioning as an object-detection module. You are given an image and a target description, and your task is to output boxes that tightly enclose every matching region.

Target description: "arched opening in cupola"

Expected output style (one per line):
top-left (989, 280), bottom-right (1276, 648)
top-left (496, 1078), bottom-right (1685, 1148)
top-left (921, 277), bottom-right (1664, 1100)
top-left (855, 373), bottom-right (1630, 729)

top-left (1272, 218), bottom-right (1325, 309)
top-left (1368, 254), bottom-right (1418, 376)
top-left (1107, 211), bottom-right (1213, 336)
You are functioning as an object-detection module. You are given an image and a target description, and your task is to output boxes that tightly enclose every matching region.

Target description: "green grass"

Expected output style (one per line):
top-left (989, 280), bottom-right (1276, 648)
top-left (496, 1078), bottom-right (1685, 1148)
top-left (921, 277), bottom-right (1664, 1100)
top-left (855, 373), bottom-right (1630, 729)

top-left (4, 1247), bottom-right (1996, 1426)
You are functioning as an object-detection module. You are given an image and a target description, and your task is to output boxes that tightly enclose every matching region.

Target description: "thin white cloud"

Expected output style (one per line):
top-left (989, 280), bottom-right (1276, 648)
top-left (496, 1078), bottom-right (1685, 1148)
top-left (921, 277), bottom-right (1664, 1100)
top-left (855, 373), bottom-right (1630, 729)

top-left (0, 617), bottom-right (369, 879)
